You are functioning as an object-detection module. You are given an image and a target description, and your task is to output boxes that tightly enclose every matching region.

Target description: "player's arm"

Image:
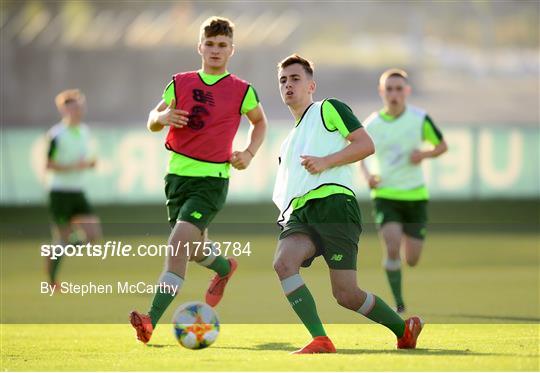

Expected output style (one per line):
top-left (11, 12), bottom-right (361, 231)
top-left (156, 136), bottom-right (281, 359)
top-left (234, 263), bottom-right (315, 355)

top-left (230, 86), bottom-right (267, 170)
top-left (45, 136), bottom-right (94, 172)
top-left (360, 159), bottom-right (380, 189)
top-left (358, 117), bottom-right (380, 189)
top-left (147, 99), bottom-right (189, 132)
top-left (410, 115), bottom-right (448, 164)
top-left (301, 99), bottom-right (374, 175)
top-left (147, 81), bottom-right (190, 132)
top-left (46, 159), bottom-right (93, 172)
top-left (419, 140), bottom-right (447, 158)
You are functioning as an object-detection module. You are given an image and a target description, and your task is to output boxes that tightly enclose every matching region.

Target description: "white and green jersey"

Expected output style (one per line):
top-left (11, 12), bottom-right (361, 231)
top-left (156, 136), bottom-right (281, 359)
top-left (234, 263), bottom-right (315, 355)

top-left (273, 98), bottom-right (362, 226)
top-left (47, 122), bottom-right (93, 191)
top-left (363, 106), bottom-right (443, 201)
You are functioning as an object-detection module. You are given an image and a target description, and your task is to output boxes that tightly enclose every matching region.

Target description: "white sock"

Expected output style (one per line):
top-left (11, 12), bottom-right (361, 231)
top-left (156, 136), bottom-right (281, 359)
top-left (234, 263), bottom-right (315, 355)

top-left (356, 292), bottom-right (375, 316)
top-left (158, 271), bottom-right (184, 295)
top-left (280, 274), bottom-right (304, 295)
top-left (384, 258), bottom-right (401, 271)
top-left (197, 242), bottom-right (218, 267)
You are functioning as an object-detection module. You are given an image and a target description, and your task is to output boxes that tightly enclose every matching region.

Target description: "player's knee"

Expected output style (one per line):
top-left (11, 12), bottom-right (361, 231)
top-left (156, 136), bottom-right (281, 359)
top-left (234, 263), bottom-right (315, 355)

top-left (273, 257), bottom-right (298, 278)
top-left (406, 256), bottom-right (420, 267)
top-left (86, 227), bottom-right (102, 243)
top-left (272, 258), bottom-right (287, 276)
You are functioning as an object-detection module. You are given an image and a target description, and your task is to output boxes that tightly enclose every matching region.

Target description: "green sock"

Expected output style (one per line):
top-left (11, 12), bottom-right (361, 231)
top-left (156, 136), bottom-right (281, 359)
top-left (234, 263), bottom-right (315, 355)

top-left (148, 272), bottom-right (183, 328)
top-left (48, 240), bottom-right (85, 283)
top-left (197, 246), bottom-right (231, 277)
top-left (207, 256), bottom-right (230, 277)
top-left (385, 269), bottom-right (404, 306)
top-left (48, 255), bottom-right (63, 283)
top-left (282, 274), bottom-right (326, 337)
top-left (357, 293), bottom-right (405, 338)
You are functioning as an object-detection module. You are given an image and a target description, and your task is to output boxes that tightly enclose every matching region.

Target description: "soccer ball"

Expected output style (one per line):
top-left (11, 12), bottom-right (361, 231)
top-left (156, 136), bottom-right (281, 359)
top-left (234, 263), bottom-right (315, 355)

top-left (172, 301), bottom-right (220, 350)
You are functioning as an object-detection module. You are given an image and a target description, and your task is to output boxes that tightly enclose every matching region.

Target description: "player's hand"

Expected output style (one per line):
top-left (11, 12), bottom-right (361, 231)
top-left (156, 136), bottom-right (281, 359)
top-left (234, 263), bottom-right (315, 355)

top-left (410, 149), bottom-right (425, 164)
top-left (74, 159), bottom-right (94, 170)
top-left (300, 155), bottom-right (330, 174)
top-left (158, 98), bottom-right (190, 129)
top-left (73, 161), bottom-right (86, 170)
top-left (230, 150), bottom-right (253, 170)
top-left (368, 175), bottom-right (381, 189)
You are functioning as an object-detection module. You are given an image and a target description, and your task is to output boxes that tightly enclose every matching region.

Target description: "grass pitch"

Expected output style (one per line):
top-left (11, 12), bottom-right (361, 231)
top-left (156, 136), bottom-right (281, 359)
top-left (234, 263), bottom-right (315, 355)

top-left (2, 324), bottom-right (538, 371)
top-left (1, 231), bottom-right (539, 371)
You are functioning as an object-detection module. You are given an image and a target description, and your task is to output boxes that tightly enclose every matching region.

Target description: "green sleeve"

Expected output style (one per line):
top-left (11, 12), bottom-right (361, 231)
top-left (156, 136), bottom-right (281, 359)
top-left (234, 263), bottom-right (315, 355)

top-left (47, 136), bottom-right (57, 160)
top-left (162, 80), bottom-right (175, 106)
top-left (322, 98), bottom-right (362, 138)
top-left (240, 85), bottom-right (259, 115)
top-left (422, 115), bottom-right (443, 145)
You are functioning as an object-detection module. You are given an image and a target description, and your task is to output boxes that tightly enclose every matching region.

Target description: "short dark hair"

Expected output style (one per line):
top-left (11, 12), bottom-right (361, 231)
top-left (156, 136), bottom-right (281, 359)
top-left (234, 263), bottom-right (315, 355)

top-left (200, 16), bottom-right (234, 41)
top-left (379, 68), bottom-right (408, 86)
top-left (277, 54), bottom-right (314, 77)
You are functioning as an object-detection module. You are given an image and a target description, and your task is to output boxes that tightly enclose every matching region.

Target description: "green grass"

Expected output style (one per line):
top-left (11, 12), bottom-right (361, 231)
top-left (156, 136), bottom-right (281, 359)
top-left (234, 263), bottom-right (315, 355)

top-left (1, 233), bottom-right (538, 324)
top-left (2, 324), bottom-right (538, 371)
top-left (1, 231), bottom-right (539, 370)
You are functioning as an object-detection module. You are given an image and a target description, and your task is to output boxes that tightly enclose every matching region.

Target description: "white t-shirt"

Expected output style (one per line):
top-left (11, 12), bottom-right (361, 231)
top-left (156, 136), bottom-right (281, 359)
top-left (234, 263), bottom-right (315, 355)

top-left (47, 122), bottom-right (93, 191)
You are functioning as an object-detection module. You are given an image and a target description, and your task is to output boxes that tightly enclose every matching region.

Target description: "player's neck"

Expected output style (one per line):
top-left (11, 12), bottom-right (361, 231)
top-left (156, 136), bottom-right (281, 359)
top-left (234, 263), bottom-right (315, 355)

top-left (201, 65), bottom-right (228, 75)
top-left (63, 118), bottom-right (80, 126)
top-left (384, 105), bottom-right (406, 118)
top-left (290, 100), bottom-right (313, 123)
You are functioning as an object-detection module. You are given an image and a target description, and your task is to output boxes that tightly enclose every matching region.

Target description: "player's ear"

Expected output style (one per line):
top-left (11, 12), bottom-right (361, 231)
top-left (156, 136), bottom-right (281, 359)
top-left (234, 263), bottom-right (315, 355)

top-left (197, 42), bottom-right (203, 56)
top-left (405, 84), bottom-right (412, 96)
top-left (378, 85), bottom-right (385, 99)
top-left (308, 79), bottom-right (316, 94)
top-left (229, 43), bottom-right (235, 57)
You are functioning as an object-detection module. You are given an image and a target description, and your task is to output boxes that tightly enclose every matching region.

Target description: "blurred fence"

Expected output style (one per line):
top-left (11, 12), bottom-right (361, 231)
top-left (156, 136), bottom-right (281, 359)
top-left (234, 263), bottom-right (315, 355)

top-left (2, 1), bottom-right (539, 127)
top-left (1, 123), bottom-right (538, 205)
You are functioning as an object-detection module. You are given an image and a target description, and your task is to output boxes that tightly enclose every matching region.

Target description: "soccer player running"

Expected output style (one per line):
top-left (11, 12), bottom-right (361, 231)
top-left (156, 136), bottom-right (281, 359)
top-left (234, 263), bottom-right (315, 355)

top-left (360, 69), bottom-right (447, 313)
top-left (45, 89), bottom-right (102, 287)
top-left (273, 55), bottom-right (423, 354)
top-left (130, 17), bottom-right (267, 344)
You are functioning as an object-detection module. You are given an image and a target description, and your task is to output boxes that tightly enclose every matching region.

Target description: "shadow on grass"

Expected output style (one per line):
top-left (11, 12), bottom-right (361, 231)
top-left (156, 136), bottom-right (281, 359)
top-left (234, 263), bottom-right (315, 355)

top-left (215, 344), bottom-right (527, 357)
top-left (214, 342), bottom-right (296, 352)
top-left (146, 343), bottom-right (177, 348)
top-left (425, 313), bottom-right (540, 323)
top-left (336, 348), bottom-right (507, 356)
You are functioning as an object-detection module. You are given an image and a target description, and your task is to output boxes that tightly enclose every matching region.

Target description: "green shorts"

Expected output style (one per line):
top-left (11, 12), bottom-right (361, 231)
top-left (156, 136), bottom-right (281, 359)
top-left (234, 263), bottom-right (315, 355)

top-left (279, 194), bottom-right (362, 270)
top-left (164, 174), bottom-right (229, 232)
top-left (373, 198), bottom-right (428, 240)
top-left (49, 191), bottom-right (94, 225)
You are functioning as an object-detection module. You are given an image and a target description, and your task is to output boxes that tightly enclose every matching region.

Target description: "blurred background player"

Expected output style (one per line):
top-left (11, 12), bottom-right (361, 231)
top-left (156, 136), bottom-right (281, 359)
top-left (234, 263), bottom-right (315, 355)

top-left (45, 89), bottom-right (102, 287)
top-left (129, 16), bottom-right (268, 343)
top-left (360, 69), bottom-right (448, 313)
top-left (272, 55), bottom-right (423, 354)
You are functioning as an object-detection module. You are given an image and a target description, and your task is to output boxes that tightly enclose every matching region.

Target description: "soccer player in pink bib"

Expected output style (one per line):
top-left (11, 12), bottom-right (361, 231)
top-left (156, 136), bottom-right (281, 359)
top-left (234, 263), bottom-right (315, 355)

top-left (129, 17), bottom-right (267, 344)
